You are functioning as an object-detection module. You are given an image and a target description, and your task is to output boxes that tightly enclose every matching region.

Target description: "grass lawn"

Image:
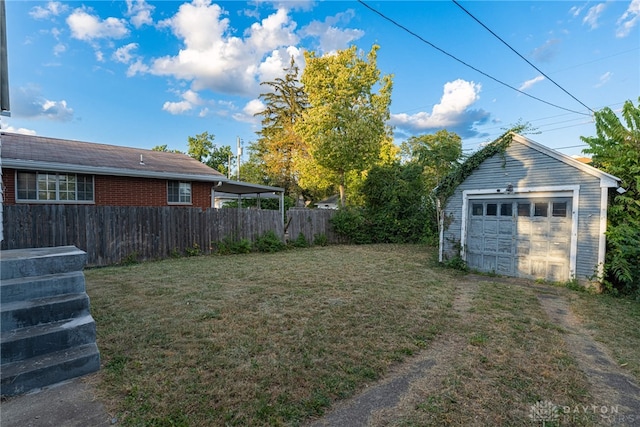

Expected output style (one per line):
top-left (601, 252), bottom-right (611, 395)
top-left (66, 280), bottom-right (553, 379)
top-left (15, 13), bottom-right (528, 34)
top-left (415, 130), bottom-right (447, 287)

top-left (85, 244), bottom-right (640, 426)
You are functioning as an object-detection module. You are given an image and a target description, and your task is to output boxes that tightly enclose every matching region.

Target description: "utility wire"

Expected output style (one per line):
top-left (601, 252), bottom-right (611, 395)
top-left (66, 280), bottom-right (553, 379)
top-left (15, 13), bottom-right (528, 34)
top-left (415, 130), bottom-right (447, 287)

top-left (356, 0), bottom-right (592, 116)
top-left (451, 0), bottom-right (595, 114)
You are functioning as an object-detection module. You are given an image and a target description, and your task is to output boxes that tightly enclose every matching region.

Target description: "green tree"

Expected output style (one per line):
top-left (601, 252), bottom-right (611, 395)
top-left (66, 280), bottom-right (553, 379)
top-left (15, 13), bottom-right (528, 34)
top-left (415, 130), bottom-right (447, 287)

top-left (187, 131), bottom-right (235, 176)
top-left (581, 98), bottom-right (640, 297)
top-left (188, 131), bottom-right (214, 162)
top-left (401, 130), bottom-right (463, 190)
top-left (151, 144), bottom-right (182, 154)
top-left (297, 44), bottom-right (393, 207)
top-left (254, 58), bottom-right (308, 200)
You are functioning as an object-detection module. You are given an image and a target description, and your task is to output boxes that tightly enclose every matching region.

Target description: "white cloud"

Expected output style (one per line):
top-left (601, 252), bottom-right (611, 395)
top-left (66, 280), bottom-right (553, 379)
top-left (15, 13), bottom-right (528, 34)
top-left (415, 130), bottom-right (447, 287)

top-left (2, 126), bottom-right (38, 135)
top-left (12, 85), bottom-right (74, 122)
top-left (233, 99), bottom-right (264, 123)
top-left (595, 71), bottom-right (613, 88)
top-left (67, 8), bottom-right (129, 41)
top-left (616, 0), bottom-right (640, 37)
top-left (29, 2), bottom-right (69, 20)
top-left (126, 0), bottom-right (154, 28)
top-left (300, 9), bottom-right (364, 53)
top-left (583, 3), bottom-right (607, 29)
top-left (161, 89), bottom-right (204, 115)
top-left (53, 42), bottom-right (66, 56)
top-left (569, 5), bottom-right (585, 18)
top-left (519, 75), bottom-right (545, 91)
top-left (146, 1), bottom-right (303, 97)
top-left (162, 100), bottom-right (193, 115)
top-left (389, 79), bottom-right (490, 137)
top-left (113, 43), bottom-right (139, 64)
top-left (126, 59), bottom-right (150, 77)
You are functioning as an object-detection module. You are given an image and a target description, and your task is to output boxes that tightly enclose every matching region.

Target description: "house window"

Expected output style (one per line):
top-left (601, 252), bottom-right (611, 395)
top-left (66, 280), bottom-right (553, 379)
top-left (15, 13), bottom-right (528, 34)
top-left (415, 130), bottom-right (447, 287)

top-left (486, 203), bottom-right (497, 216)
top-left (472, 203), bottom-right (483, 216)
top-left (16, 171), bottom-right (94, 202)
top-left (168, 181), bottom-right (191, 204)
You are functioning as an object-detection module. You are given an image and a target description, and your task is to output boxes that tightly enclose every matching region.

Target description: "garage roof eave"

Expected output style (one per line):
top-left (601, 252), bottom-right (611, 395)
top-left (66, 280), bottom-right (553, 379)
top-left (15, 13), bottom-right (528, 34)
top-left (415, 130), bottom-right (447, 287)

top-left (511, 133), bottom-right (621, 188)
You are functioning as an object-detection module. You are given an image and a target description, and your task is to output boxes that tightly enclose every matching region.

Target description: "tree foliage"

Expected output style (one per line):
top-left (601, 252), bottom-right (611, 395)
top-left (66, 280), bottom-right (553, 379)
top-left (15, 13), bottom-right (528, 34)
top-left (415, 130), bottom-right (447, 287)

top-left (152, 145), bottom-right (183, 154)
top-left (581, 98), bottom-right (640, 298)
top-left (187, 131), bottom-right (234, 176)
top-left (253, 58), bottom-right (308, 200)
top-left (297, 45), bottom-right (393, 207)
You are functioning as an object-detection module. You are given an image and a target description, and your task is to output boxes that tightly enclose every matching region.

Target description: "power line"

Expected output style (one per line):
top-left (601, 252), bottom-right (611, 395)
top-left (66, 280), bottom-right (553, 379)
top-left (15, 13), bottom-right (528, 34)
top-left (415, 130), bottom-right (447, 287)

top-left (451, 0), bottom-right (595, 114)
top-left (356, 0), bottom-right (592, 117)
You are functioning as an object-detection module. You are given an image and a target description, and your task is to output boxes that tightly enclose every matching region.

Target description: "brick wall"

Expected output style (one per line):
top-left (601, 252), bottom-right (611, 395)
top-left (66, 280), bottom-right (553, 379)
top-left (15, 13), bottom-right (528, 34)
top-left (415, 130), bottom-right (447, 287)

top-left (3, 169), bottom-right (212, 209)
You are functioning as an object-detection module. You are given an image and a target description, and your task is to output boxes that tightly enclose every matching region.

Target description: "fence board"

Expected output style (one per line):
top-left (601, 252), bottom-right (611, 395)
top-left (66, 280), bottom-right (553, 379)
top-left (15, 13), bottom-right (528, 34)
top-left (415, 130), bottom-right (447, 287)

top-left (1, 205), bottom-right (344, 267)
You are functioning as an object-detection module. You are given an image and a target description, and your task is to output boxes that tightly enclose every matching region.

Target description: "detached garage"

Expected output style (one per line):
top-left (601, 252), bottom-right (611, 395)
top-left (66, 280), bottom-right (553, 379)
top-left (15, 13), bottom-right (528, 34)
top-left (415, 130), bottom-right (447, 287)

top-left (438, 133), bottom-right (620, 283)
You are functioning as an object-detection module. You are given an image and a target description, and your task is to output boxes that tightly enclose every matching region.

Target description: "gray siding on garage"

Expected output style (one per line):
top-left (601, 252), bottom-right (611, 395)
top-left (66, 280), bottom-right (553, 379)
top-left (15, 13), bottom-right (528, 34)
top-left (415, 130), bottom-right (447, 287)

top-left (441, 140), bottom-right (604, 281)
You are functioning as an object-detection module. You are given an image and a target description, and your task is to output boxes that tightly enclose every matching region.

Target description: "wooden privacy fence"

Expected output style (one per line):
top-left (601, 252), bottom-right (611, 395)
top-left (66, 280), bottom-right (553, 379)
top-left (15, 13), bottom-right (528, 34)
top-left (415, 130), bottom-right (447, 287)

top-left (2, 205), bottom-right (341, 267)
top-left (285, 208), bottom-right (344, 245)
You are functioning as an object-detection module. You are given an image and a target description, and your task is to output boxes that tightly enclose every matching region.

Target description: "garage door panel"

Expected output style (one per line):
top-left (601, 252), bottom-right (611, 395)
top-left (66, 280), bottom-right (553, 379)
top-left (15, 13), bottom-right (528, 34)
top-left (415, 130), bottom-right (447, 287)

top-left (483, 255), bottom-right (497, 272)
top-left (516, 257), bottom-right (530, 275)
top-left (484, 237), bottom-right (497, 252)
top-left (532, 221), bottom-right (549, 237)
top-left (531, 240), bottom-right (549, 255)
top-left (497, 256), bottom-right (513, 274)
top-left (467, 197), bottom-right (571, 282)
top-left (498, 238), bottom-right (513, 254)
top-left (548, 262), bottom-right (567, 282)
top-left (498, 221), bottom-right (513, 235)
top-left (484, 220), bottom-right (498, 235)
top-left (516, 240), bottom-right (530, 255)
top-left (531, 259), bottom-right (547, 277)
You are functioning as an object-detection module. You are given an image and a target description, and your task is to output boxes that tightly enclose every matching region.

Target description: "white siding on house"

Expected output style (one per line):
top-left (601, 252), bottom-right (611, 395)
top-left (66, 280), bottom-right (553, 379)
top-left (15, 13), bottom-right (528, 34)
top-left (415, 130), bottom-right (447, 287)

top-left (441, 136), bottom-right (616, 282)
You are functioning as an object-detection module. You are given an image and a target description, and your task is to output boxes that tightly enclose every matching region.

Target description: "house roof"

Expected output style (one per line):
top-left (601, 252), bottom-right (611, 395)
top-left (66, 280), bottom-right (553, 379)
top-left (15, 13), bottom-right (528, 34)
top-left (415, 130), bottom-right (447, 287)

top-left (1, 132), bottom-right (283, 195)
top-left (511, 133), bottom-right (620, 188)
top-left (315, 194), bottom-right (339, 205)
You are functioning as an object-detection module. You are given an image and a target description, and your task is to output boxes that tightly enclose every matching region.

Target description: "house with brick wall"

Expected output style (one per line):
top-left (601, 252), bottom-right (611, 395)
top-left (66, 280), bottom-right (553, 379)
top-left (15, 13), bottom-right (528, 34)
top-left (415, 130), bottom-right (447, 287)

top-left (1, 132), bottom-right (283, 210)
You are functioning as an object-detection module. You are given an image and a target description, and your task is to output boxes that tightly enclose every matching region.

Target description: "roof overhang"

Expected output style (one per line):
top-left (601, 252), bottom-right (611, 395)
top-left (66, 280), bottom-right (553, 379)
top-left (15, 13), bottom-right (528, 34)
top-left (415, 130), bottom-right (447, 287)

top-left (511, 133), bottom-right (621, 188)
top-left (4, 159), bottom-right (284, 195)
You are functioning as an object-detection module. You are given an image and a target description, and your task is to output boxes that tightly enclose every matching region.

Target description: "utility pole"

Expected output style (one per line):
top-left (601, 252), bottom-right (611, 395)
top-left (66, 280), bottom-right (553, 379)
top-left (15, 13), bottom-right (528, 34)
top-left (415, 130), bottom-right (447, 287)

top-left (236, 136), bottom-right (242, 181)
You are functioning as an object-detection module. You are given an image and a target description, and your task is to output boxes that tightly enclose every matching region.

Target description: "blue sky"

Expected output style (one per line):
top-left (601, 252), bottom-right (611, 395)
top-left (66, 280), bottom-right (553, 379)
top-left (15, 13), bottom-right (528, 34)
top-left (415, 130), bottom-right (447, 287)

top-left (4, 0), bottom-right (639, 160)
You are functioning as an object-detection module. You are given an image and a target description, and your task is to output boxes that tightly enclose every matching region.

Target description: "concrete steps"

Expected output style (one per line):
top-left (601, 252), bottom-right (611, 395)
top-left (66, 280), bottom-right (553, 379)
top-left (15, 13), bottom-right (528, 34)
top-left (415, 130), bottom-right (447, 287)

top-left (0, 247), bottom-right (100, 397)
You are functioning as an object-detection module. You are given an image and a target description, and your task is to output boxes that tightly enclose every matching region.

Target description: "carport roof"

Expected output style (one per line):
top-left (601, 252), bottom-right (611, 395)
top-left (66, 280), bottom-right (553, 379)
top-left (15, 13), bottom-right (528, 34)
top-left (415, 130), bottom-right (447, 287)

top-left (1, 132), bottom-right (283, 195)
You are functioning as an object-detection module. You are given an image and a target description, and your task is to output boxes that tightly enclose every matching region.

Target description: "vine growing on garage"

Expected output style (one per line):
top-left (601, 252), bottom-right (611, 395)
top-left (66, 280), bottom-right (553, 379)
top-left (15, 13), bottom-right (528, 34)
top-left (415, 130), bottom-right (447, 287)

top-left (434, 131), bottom-right (512, 205)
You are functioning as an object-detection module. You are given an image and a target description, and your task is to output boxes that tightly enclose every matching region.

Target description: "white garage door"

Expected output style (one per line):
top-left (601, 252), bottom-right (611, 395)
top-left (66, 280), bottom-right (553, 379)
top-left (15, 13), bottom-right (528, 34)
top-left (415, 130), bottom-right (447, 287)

top-left (466, 197), bottom-right (572, 282)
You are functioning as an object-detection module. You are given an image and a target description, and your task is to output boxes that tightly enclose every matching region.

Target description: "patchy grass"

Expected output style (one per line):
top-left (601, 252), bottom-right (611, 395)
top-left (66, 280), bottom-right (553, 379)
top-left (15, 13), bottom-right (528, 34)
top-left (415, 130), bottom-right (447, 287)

top-left (86, 245), bottom-right (454, 426)
top-left (86, 245), bottom-right (639, 426)
top-left (570, 292), bottom-right (640, 383)
top-left (380, 280), bottom-right (595, 426)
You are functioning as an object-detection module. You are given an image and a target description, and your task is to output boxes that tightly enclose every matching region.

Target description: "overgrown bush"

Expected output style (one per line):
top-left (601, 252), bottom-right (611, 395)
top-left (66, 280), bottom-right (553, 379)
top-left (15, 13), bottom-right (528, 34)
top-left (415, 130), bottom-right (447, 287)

top-left (361, 162), bottom-right (431, 243)
top-left (329, 207), bottom-right (372, 244)
top-left (582, 98), bottom-right (640, 299)
top-left (254, 230), bottom-right (287, 253)
top-left (313, 233), bottom-right (328, 246)
top-left (291, 232), bottom-right (309, 248)
top-left (216, 237), bottom-right (252, 255)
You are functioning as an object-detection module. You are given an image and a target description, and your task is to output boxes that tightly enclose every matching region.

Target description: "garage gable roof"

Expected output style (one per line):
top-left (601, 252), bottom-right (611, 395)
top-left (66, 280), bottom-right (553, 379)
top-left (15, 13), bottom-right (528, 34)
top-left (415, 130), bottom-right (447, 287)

top-left (511, 133), bottom-right (620, 188)
top-left (1, 132), bottom-right (284, 195)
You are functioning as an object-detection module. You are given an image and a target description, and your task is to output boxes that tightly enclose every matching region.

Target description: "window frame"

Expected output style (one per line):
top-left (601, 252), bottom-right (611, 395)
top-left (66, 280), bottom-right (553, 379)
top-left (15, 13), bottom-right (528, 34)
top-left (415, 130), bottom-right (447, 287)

top-left (16, 170), bottom-right (95, 203)
top-left (167, 181), bottom-right (192, 205)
